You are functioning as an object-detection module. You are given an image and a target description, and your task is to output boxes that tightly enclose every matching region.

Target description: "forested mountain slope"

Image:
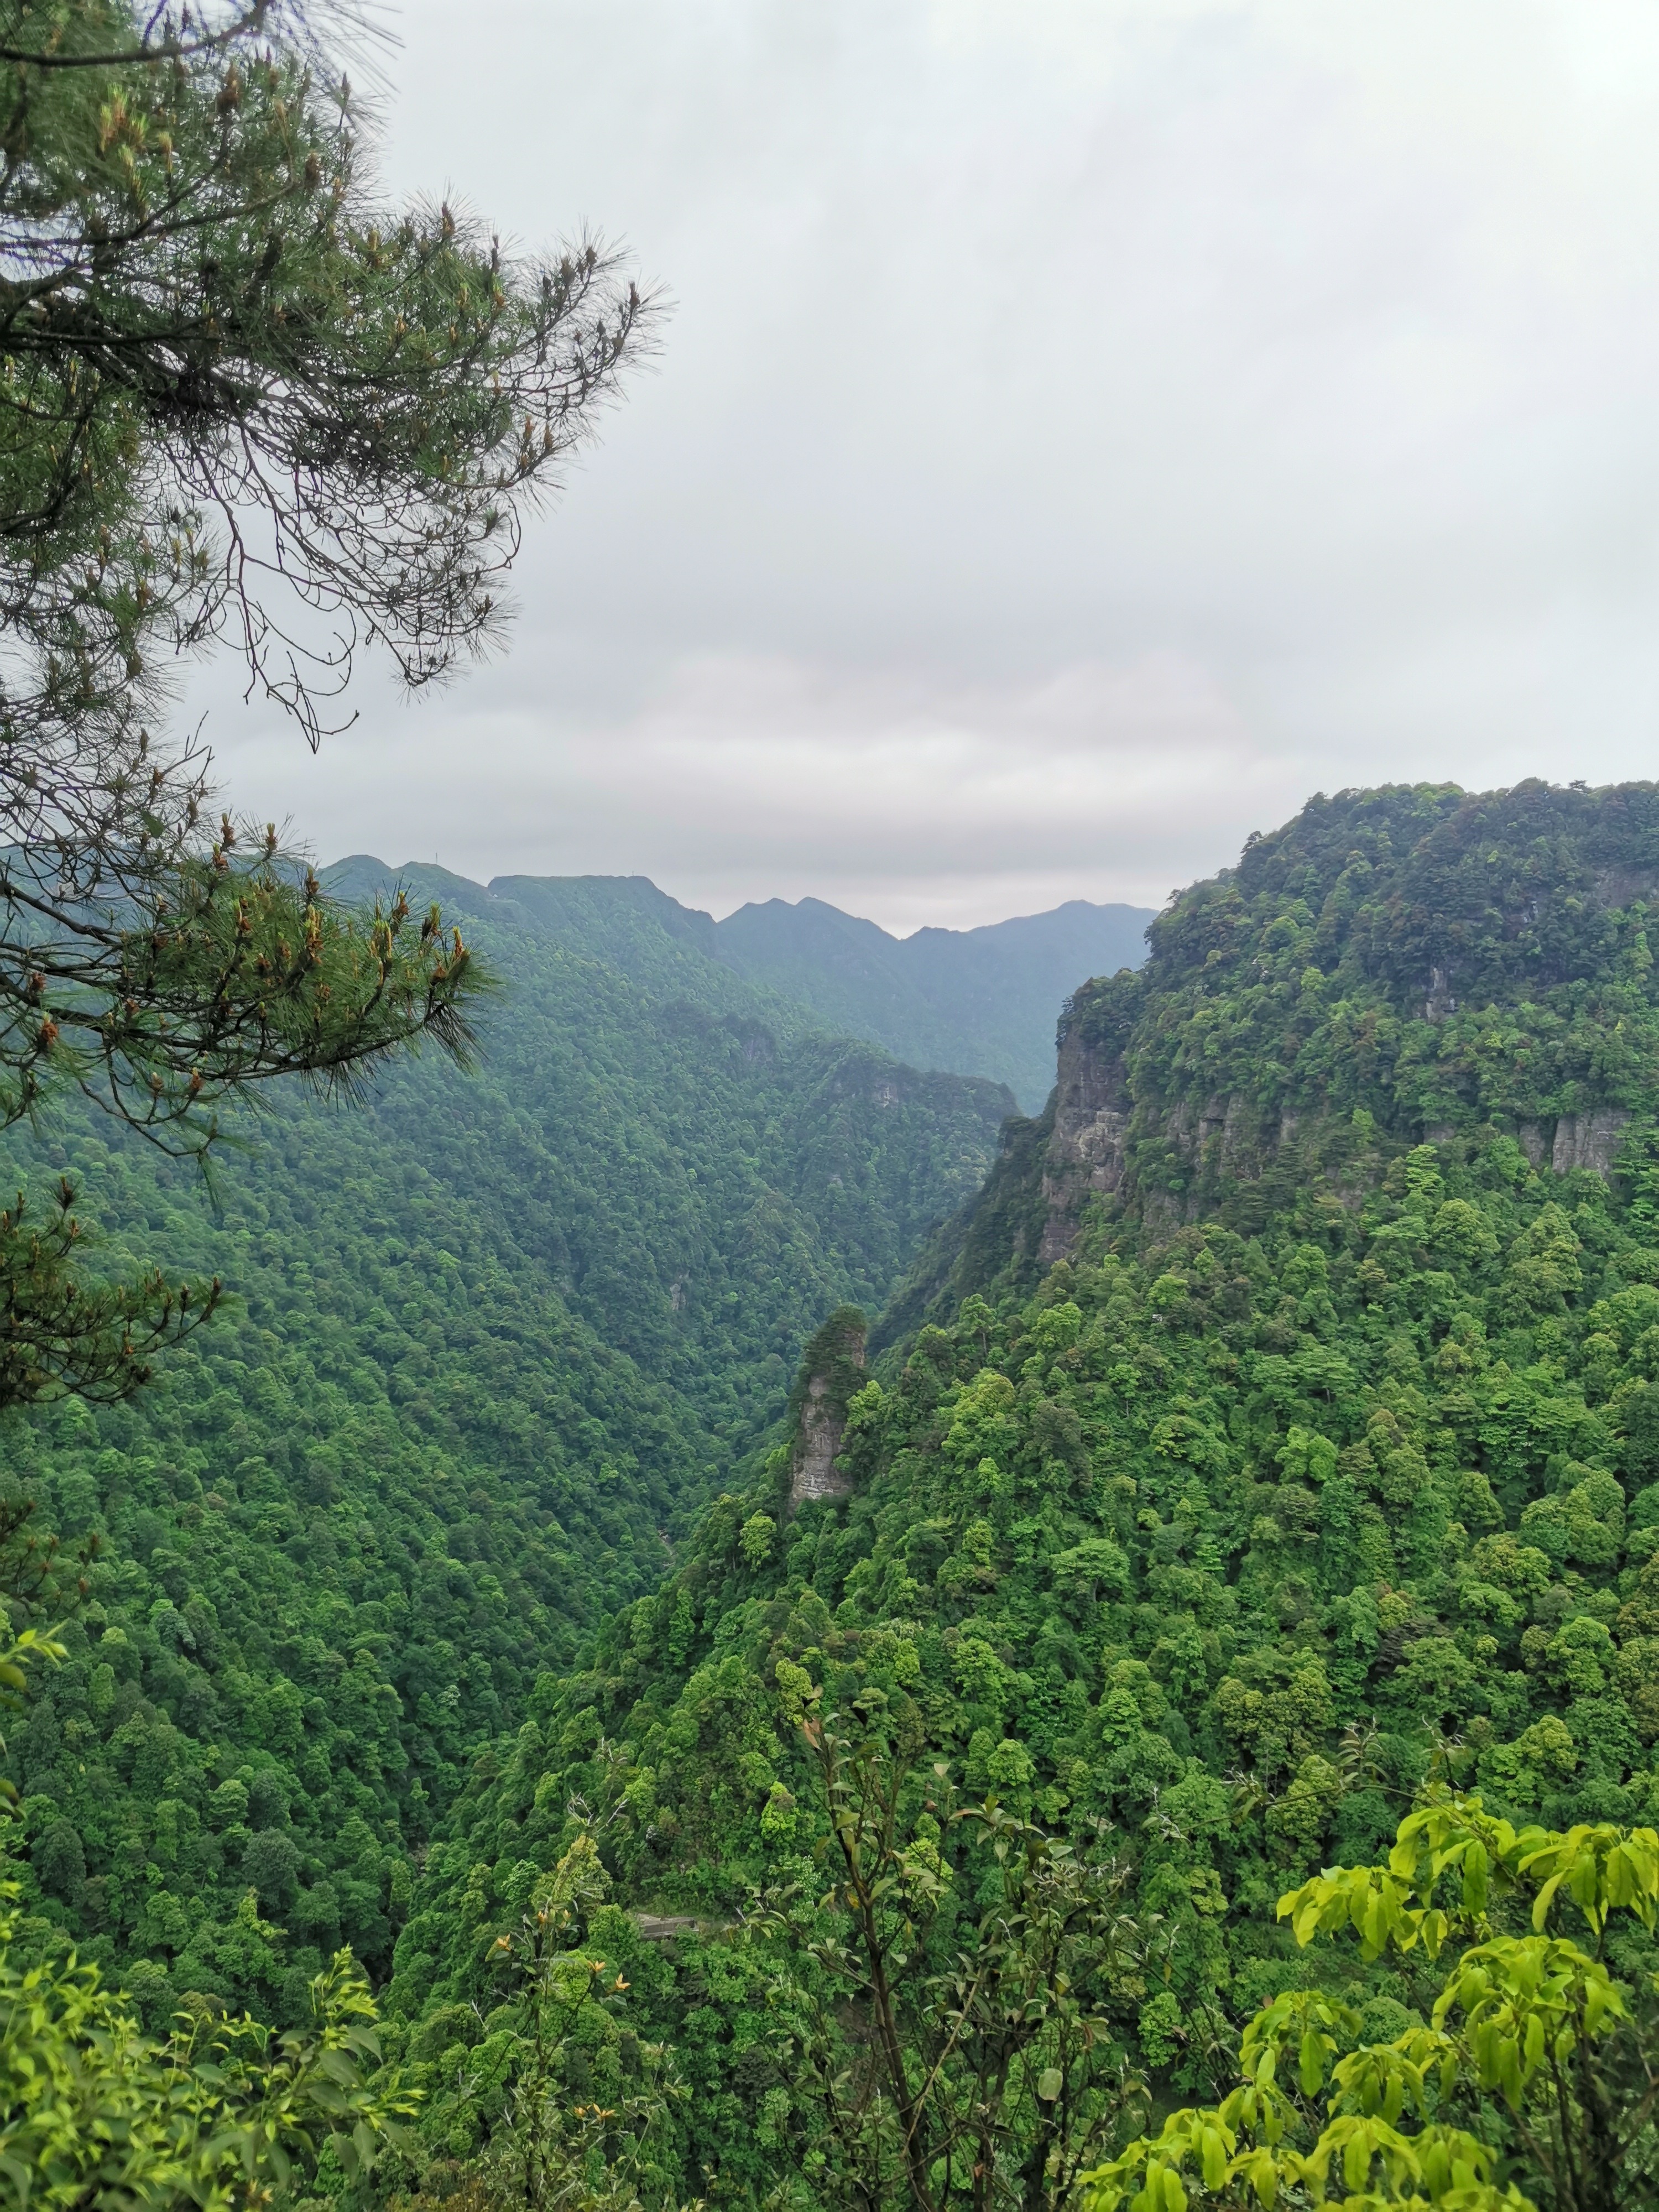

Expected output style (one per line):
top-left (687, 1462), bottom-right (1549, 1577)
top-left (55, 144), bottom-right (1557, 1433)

top-left (0, 879), bottom-right (1013, 2030)
top-left (893, 776), bottom-right (1659, 1332)
top-left (322, 858), bottom-right (1015, 1437)
top-left (326, 861), bottom-right (1151, 1114)
top-left (397, 781), bottom-right (1659, 2201)
top-left (711, 894), bottom-right (1155, 1112)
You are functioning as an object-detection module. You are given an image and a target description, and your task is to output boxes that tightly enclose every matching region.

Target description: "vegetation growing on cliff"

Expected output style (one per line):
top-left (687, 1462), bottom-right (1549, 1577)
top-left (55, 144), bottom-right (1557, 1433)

top-left (395, 785), bottom-right (1659, 2209)
top-left (0, 881), bottom-right (1009, 2037)
top-left (1078, 779), bottom-right (1659, 1211)
top-left (886, 780), bottom-right (1659, 1338)
top-left (10, 755), bottom-right (1659, 2212)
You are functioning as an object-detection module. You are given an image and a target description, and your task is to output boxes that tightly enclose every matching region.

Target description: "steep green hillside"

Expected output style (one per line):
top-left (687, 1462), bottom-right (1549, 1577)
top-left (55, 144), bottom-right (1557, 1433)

top-left (1084, 775), bottom-right (1659, 1193)
top-left (0, 1108), bottom-right (696, 2028)
top-left (397, 782), bottom-right (1659, 2203)
top-left (0, 878), bottom-right (1013, 2027)
top-left (712, 894), bottom-right (1155, 1112)
top-left (326, 863), bottom-right (1151, 1115)
top-left (321, 859), bottom-right (1016, 1439)
top-left (888, 776), bottom-right (1659, 1336)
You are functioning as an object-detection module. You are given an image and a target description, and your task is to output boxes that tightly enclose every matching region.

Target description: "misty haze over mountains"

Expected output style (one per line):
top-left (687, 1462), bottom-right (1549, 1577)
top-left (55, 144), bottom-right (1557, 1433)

top-left (711, 893), bottom-right (1153, 1113)
top-left (325, 861), bottom-right (1155, 1112)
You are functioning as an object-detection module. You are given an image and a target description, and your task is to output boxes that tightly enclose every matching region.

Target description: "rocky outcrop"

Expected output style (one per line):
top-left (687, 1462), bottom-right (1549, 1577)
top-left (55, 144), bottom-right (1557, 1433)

top-left (863, 788), bottom-right (1659, 1318)
top-left (1039, 1020), bottom-right (1132, 1264)
top-left (790, 1373), bottom-right (856, 1507)
top-left (1516, 1120), bottom-right (1551, 1169)
top-left (1036, 1032), bottom-right (1635, 1266)
top-left (1593, 864), bottom-right (1659, 909)
top-left (787, 1308), bottom-right (867, 1511)
top-left (1509, 1112), bottom-right (1632, 1175)
top-left (632, 1913), bottom-right (717, 1943)
top-left (1039, 1009), bottom-right (1323, 1261)
top-left (1551, 1108), bottom-right (1632, 1177)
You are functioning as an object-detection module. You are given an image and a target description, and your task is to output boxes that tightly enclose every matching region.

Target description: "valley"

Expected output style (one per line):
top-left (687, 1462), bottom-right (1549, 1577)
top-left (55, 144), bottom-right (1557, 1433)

top-left (0, 874), bottom-right (1014, 2022)
top-left (8, 7), bottom-right (1645, 2202)
top-left (7, 779), bottom-right (1659, 2206)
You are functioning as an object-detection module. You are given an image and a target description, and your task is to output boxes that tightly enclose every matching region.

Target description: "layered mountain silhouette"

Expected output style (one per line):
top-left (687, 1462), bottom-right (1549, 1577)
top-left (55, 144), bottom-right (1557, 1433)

top-left (324, 862), bottom-right (1154, 1113)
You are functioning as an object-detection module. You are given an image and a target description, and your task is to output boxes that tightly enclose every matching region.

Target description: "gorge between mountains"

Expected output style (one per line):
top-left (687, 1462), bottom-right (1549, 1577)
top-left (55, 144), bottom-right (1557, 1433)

top-left (9, 777), bottom-right (1659, 2208)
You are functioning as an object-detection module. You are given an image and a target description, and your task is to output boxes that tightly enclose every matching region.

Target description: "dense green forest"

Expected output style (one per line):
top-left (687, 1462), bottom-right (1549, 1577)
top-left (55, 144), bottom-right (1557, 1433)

top-left (0, 882), bottom-right (1010, 2034)
top-left (328, 863), bottom-right (1152, 1116)
top-left (16, 1), bottom-right (1659, 2202)
top-left (379, 781), bottom-right (1659, 2206)
top-left (11, 779), bottom-right (1659, 2212)
top-left (319, 860), bottom-right (1015, 1437)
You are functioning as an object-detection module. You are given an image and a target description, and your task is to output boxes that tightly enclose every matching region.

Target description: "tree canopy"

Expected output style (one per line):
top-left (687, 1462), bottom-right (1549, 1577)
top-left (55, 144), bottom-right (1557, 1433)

top-left (395, 785), bottom-right (1659, 2208)
top-left (0, 886), bottom-right (1010, 2034)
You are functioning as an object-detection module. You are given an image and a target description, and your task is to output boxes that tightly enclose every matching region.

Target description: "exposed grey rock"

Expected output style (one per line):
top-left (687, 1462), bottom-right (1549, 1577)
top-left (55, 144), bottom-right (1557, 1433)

top-left (632, 1913), bottom-right (717, 1942)
top-left (1594, 866), bottom-right (1659, 909)
top-left (1039, 1019), bottom-right (1131, 1264)
top-left (1517, 1119), bottom-right (1553, 1170)
top-left (1031, 980), bottom-right (1639, 1270)
top-left (788, 1314), bottom-right (866, 1510)
top-left (1552, 1108), bottom-right (1631, 1177)
top-left (1425, 966), bottom-right (1458, 1022)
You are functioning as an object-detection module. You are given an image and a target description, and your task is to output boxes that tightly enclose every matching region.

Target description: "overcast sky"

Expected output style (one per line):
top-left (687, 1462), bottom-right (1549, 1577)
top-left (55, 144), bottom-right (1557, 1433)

top-left (206, 0), bottom-right (1659, 931)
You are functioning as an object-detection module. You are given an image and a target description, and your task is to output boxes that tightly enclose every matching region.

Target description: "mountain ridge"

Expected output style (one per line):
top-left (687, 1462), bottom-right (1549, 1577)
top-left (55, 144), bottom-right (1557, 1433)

top-left (393, 779), bottom-right (1659, 2204)
top-left (0, 864), bottom-right (1017, 2028)
top-left (321, 859), bottom-right (1154, 1113)
top-left (881, 776), bottom-right (1659, 1333)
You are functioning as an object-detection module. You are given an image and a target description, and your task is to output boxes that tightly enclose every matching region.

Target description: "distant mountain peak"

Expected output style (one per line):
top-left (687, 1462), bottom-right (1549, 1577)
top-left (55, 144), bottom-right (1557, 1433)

top-left (320, 862), bottom-right (1155, 1113)
top-left (708, 892), bottom-right (1154, 1111)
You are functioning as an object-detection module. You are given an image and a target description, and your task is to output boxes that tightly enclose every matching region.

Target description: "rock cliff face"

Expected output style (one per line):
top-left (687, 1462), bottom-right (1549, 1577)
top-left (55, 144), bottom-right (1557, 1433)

top-left (1547, 1108), bottom-right (1633, 1177)
top-left (1036, 1008), bottom-right (1636, 1267)
top-left (1037, 1040), bottom-right (1312, 1262)
top-left (789, 1372), bottom-right (857, 1507)
top-left (884, 784), bottom-right (1659, 1317)
top-left (1037, 1022), bottom-right (1636, 1264)
top-left (1039, 1020), bottom-right (1131, 1264)
top-left (786, 1308), bottom-right (867, 1511)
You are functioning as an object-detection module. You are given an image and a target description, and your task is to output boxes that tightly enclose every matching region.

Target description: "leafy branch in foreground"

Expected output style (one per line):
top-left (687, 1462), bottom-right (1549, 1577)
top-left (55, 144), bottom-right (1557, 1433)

top-left (0, 1619), bottom-right (418, 2208)
top-left (0, 1936), bottom-right (417, 2210)
top-left (1081, 1793), bottom-right (1659, 2212)
top-left (396, 1828), bottom-right (689, 2212)
top-left (756, 1693), bottom-right (1155, 2212)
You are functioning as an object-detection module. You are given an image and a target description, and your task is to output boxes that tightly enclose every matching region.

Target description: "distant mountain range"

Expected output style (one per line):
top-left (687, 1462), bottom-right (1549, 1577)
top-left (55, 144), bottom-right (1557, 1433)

top-left (324, 864), bottom-right (1154, 1113)
top-left (711, 894), bottom-right (1154, 1113)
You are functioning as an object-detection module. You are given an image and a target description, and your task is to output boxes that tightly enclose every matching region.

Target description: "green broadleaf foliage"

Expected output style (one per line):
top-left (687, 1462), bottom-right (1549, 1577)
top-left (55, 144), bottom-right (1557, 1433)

top-left (406, 784), bottom-right (1659, 2205)
top-left (0, 880), bottom-right (1009, 2039)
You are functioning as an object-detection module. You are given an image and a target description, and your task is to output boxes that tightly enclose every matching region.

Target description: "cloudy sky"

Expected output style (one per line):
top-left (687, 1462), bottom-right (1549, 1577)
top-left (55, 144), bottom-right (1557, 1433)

top-left (207, 0), bottom-right (1659, 931)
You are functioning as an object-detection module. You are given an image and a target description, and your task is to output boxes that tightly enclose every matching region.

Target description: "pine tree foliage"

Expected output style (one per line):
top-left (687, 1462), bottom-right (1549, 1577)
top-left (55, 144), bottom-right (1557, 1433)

top-left (0, 0), bottom-right (655, 1406)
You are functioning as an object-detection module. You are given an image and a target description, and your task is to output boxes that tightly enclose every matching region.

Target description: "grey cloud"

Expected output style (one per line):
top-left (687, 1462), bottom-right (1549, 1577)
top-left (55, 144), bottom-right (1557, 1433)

top-left (207, 0), bottom-right (1659, 927)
